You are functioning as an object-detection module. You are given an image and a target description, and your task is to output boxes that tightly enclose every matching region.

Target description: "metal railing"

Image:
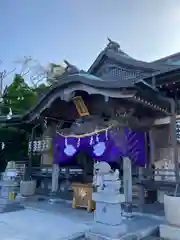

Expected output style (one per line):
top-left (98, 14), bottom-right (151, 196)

top-left (133, 168), bottom-right (180, 187)
top-left (31, 166), bottom-right (84, 178)
top-left (144, 168), bottom-right (177, 180)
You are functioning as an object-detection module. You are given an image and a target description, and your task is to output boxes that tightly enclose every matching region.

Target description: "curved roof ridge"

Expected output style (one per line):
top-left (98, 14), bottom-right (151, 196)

top-left (106, 49), bottom-right (176, 71)
top-left (151, 52), bottom-right (180, 63)
top-left (88, 38), bottom-right (177, 74)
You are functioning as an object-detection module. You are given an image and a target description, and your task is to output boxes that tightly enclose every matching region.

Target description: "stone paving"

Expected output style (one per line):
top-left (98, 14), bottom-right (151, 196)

top-left (0, 198), bottom-right (167, 240)
top-left (0, 208), bottom-right (90, 240)
top-left (23, 198), bottom-right (93, 225)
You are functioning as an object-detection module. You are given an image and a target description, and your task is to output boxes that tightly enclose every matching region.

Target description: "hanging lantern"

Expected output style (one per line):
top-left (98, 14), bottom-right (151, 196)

top-left (176, 119), bottom-right (180, 142)
top-left (28, 138), bottom-right (52, 154)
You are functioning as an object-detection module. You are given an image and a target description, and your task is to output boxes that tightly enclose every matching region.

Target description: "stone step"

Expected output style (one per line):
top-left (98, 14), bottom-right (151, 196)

top-left (142, 237), bottom-right (164, 240)
top-left (0, 203), bottom-right (24, 213)
top-left (0, 198), bottom-right (20, 205)
top-left (0, 196), bottom-right (23, 213)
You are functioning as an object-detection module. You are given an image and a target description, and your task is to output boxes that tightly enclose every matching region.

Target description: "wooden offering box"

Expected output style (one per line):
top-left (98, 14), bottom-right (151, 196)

top-left (72, 183), bottom-right (95, 212)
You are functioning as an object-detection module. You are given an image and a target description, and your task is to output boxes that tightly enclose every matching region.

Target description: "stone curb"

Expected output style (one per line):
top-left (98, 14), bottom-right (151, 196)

top-left (120, 226), bottom-right (159, 239)
top-left (133, 212), bottom-right (165, 221)
top-left (59, 232), bottom-right (85, 240)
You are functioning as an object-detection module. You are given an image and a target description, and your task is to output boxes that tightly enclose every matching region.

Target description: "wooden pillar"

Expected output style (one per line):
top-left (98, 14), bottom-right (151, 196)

top-left (138, 167), bottom-right (145, 210)
top-left (26, 124), bottom-right (38, 180)
top-left (149, 128), bottom-right (156, 168)
top-left (170, 115), bottom-right (179, 181)
top-left (41, 126), bottom-right (54, 165)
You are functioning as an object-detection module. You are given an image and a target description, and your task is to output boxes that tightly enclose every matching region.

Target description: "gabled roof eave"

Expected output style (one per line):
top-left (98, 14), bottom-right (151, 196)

top-left (88, 47), bottom-right (176, 76)
top-left (88, 50), bottom-right (106, 74)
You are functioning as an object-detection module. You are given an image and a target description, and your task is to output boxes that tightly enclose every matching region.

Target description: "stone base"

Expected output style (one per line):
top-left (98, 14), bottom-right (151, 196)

top-left (93, 193), bottom-right (125, 226)
top-left (94, 203), bottom-right (123, 225)
top-left (85, 231), bottom-right (131, 240)
top-left (86, 223), bottom-right (127, 240)
top-left (160, 224), bottom-right (180, 240)
top-left (86, 216), bottom-right (161, 240)
top-left (86, 223), bottom-right (158, 240)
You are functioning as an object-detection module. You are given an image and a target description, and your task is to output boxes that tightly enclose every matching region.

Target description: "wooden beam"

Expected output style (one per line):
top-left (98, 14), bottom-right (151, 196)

top-left (153, 115), bottom-right (180, 126)
top-left (153, 117), bottom-right (171, 125)
top-left (114, 116), bottom-right (154, 130)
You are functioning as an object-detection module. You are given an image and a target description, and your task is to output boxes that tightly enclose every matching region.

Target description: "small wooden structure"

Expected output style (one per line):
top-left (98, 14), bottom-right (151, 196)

top-left (72, 183), bottom-right (94, 212)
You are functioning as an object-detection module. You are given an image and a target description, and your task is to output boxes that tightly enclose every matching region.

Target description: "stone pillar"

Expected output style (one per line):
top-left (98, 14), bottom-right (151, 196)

top-left (123, 157), bottom-right (132, 203)
top-left (123, 157), bottom-right (133, 217)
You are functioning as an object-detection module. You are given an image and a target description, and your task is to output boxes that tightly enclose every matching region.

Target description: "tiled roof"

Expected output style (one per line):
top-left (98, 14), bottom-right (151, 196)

top-left (88, 38), bottom-right (176, 77)
top-left (151, 52), bottom-right (180, 65)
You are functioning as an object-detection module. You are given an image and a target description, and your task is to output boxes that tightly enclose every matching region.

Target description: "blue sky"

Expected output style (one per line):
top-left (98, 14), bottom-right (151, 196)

top-left (1, 0), bottom-right (180, 84)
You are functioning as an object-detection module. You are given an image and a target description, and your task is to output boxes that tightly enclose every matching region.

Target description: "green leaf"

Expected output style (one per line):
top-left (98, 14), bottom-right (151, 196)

top-left (1, 74), bottom-right (47, 114)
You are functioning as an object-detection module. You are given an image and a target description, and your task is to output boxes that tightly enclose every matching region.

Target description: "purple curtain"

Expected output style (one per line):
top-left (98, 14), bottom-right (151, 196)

top-left (53, 128), bottom-right (146, 166)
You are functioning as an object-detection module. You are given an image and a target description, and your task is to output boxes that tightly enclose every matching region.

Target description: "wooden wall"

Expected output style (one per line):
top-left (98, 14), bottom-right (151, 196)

top-left (152, 125), bottom-right (180, 168)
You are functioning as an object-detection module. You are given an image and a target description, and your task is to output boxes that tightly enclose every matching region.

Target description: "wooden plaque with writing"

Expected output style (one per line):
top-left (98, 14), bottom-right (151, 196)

top-left (73, 96), bottom-right (89, 116)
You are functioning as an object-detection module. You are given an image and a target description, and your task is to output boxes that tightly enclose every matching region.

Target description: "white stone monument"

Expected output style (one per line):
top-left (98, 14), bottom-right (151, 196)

top-left (0, 161), bottom-right (23, 213)
top-left (87, 162), bottom-right (126, 239)
top-left (160, 193), bottom-right (180, 240)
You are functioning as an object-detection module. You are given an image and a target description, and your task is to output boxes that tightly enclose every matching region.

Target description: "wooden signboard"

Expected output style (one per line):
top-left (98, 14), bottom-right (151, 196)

top-left (72, 183), bottom-right (95, 212)
top-left (72, 96), bottom-right (89, 117)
